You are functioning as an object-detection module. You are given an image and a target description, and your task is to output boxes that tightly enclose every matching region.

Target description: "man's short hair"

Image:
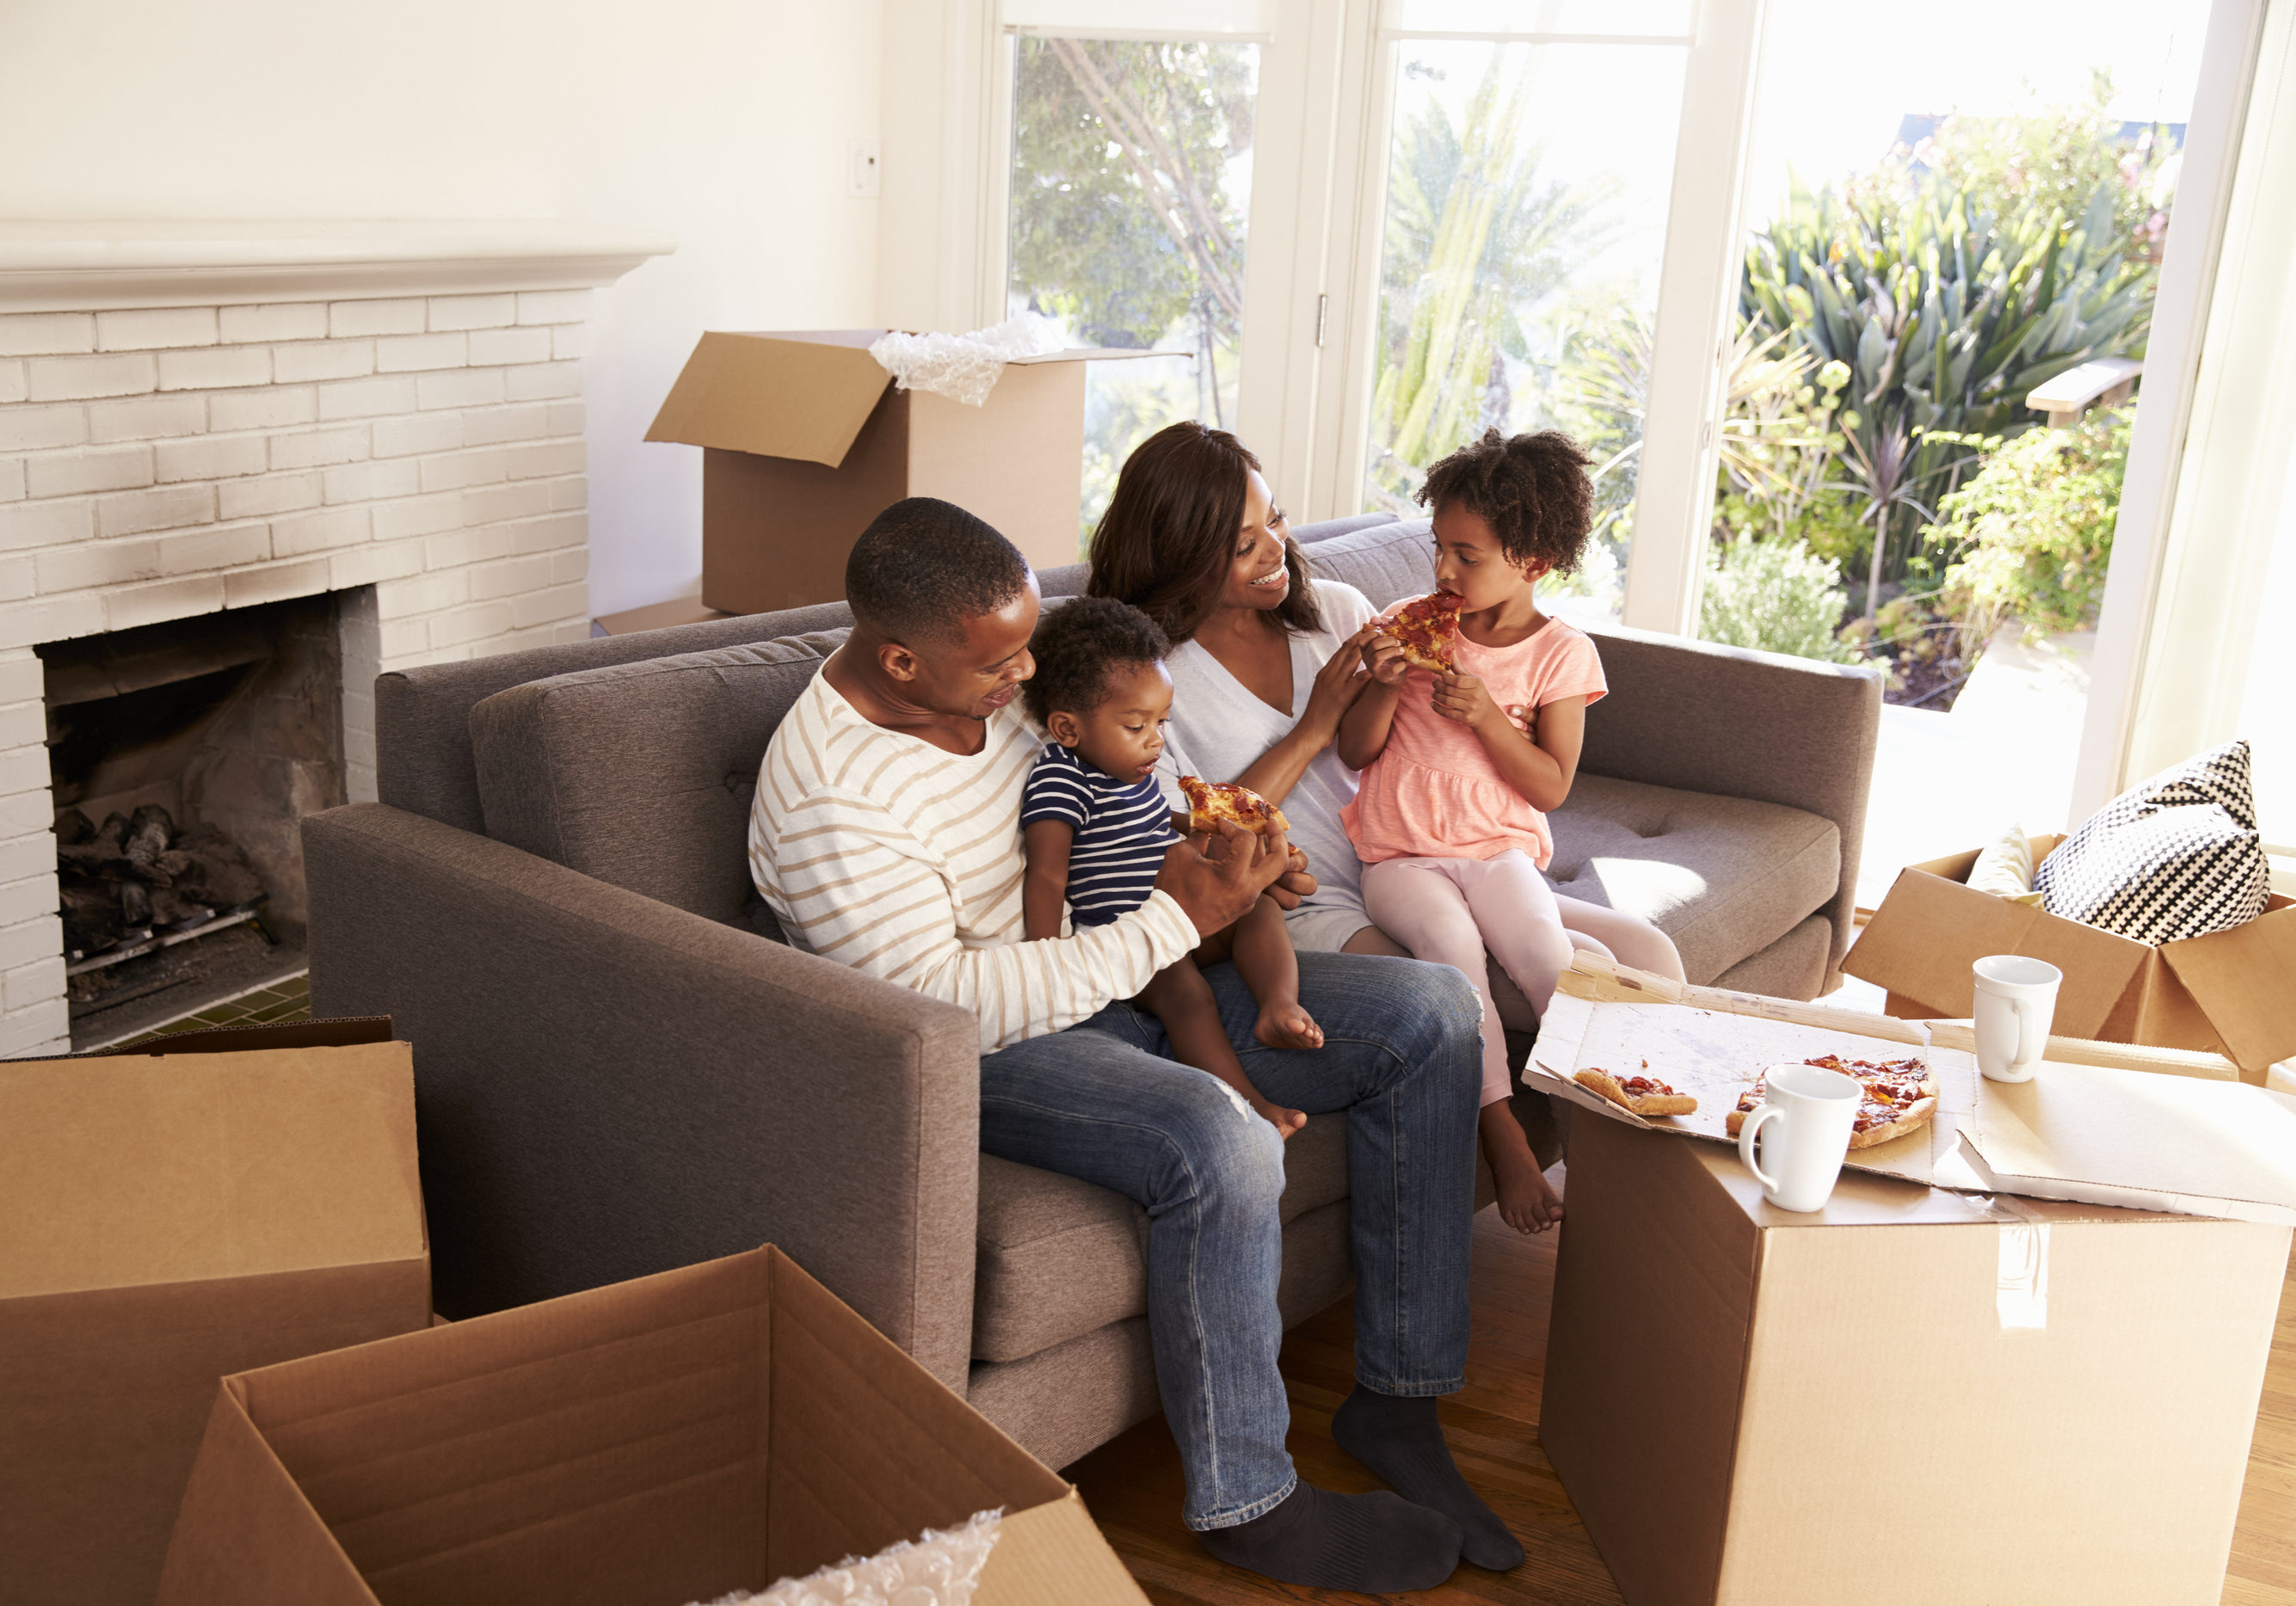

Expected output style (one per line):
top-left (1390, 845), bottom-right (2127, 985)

top-left (846, 497), bottom-right (1032, 643)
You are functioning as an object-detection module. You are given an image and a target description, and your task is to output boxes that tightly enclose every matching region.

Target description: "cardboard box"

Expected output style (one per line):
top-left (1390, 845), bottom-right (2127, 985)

top-left (0, 1017), bottom-right (428, 1605)
top-left (1846, 837), bottom-right (2296, 1078)
top-left (157, 1245), bottom-right (1149, 1606)
top-left (593, 594), bottom-right (731, 636)
top-left (646, 329), bottom-right (1157, 615)
top-left (1542, 1114), bottom-right (2291, 1606)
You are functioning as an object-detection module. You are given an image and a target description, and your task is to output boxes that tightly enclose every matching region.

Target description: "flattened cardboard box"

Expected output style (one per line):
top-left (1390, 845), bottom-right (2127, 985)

top-left (1543, 1115), bottom-right (2290, 1606)
top-left (1845, 837), bottom-right (2296, 1077)
top-left (157, 1244), bottom-right (1149, 1606)
top-left (0, 1017), bottom-right (428, 1606)
top-left (647, 329), bottom-right (1160, 615)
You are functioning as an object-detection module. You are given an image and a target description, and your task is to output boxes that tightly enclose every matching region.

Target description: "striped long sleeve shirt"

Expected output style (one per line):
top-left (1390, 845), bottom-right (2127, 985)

top-left (749, 672), bottom-right (1200, 1054)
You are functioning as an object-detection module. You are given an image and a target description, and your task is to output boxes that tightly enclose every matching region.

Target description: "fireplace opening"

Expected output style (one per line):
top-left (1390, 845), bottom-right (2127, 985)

top-left (40, 594), bottom-right (350, 1048)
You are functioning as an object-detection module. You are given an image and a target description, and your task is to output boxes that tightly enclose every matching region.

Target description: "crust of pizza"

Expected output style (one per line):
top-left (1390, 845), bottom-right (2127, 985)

top-left (1176, 775), bottom-right (1291, 837)
top-left (1573, 1068), bottom-right (1698, 1117)
top-left (1847, 1093), bottom-right (1937, 1149)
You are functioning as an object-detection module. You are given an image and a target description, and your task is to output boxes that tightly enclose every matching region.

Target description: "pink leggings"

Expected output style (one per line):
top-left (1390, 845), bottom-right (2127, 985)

top-left (1360, 850), bottom-right (1573, 1111)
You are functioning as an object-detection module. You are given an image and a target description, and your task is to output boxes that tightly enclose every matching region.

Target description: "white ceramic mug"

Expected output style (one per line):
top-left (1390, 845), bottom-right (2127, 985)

top-left (1973, 954), bottom-right (2061, 1083)
top-left (1736, 1062), bottom-right (1861, 1213)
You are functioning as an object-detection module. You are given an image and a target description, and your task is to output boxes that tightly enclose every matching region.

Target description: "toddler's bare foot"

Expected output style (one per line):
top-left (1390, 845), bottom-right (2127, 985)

top-left (1251, 1095), bottom-right (1309, 1140)
top-left (1489, 1142), bottom-right (1564, 1235)
top-left (1254, 1000), bottom-right (1325, 1052)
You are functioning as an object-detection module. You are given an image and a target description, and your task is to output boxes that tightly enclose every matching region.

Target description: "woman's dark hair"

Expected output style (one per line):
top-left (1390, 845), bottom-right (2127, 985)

top-left (1086, 421), bottom-right (1323, 643)
top-left (1417, 428), bottom-right (1595, 575)
top-left (1022, 595), bottom-right (1172, 726)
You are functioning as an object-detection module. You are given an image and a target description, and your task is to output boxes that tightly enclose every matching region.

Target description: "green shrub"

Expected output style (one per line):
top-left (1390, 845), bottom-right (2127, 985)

top-left (1700, 534), bottom-right (1864, 664)
top-left (1924, 408), bottom-right (2130, 633)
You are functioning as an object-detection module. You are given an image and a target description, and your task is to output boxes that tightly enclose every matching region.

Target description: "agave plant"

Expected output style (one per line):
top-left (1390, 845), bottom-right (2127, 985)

top-left (1743, 175), bottom-right (2154, 609)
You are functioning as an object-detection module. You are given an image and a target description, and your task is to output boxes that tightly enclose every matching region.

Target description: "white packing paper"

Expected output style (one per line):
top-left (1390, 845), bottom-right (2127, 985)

top-left (869, 316), bottom-right (1065, 407)
top-left (692, 1509), bottom-right (1003, 1606)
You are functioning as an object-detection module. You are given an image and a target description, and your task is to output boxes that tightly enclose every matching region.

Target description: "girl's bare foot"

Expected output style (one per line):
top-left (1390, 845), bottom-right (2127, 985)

top-left (1254, 1000), bottom-right (1325, 1052)
top-left (1481, 1105), bottom-right (1563, 1234)
top-left (1251, 1095), bottom-right (1309, 1140)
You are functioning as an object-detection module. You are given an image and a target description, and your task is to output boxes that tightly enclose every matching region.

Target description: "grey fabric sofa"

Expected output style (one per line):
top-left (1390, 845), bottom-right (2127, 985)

top-left (300, 513), bottom-right (1878, 1472)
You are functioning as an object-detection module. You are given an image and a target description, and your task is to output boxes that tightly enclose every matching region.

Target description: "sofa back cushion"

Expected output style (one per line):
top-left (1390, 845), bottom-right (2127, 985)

top-left (468, 631), bottom-right (848, 924)
top-left (1305, 517), bottom-right (1435, 608)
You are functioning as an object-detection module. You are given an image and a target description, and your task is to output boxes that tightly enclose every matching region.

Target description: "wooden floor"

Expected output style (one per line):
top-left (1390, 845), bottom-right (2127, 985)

top-left (1068, 1187), bottom-right (2296, 1605)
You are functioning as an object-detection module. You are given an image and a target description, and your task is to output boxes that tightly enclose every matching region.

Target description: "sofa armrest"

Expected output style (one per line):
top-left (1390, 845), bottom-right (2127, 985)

top-left (301, 803), bottom-right (983, 1392)
top-left (1579, 624), bottom-right (1882, 975)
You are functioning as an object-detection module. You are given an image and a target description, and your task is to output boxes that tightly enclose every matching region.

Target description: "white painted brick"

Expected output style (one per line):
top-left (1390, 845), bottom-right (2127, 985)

top-left (0, 459), bottom-right (21, 502)
top-left (38, 538), bottom-right (162, 593)
top-left (0, 874), bottom-right (59, 926)
top-left (548, 475), bottom-right (586, 511)
top-left (224, 558), bottom-right (331, 609)
top-left (318, 375), bottom-right (417, 421)
top-left (273, 339), bottom-right (375, 383)
top-left (374, 331), bottom-right (467, 372)
top-left (0, 829), bottom-right (52, 885)
top-left (219, 303), bottom-right (328, 344)
top-left (462, 480), bottom-right (553, 526)
top-left (0, 1001), bottom-right (73, 1060)
top-left (0, 498), bottom-right (92, 550)
top-left (0, 405), bottom-right (86, 452)
top-left (154, 434), bottom-right (268, 483)
top-left (107, 575), bottom-right (224, 632)
top-left (377, 569), bottom-right (469, 616)
top-left (513, 582), bottom-right (588, 630)
top-left (270, 505), bottom-right (371, 556)
top-left (0, 312), bottom-right (95, 357)
top-left (468, 553), bottom-right (554, 601)
top-left (516, 290), bottom-right (591, 326)
top-left (468, 326), bottom-right (552, 367)
top-left (0, 787), bottom-right (50, 836)
top-left (371, 493), bottom-right (464, 542)
top-left (505, 361), bottom-right (583, 402)
top-left (88, 393), bottom-right (206, 442)
top-left (331, 538), bottom-right (426, 590)
top-left (28, 352), bottom-right (155, 402)
top-left (508, 512), bottom-right (585, 552)
top-left (426, 526), bottom-right (514, 570)
top-left (416, 367), bottom-right (503, 411)
top-left (156, 345), bottom-right (271, 391)
top-left (547, 400), bottom-right (585, 436)
top-left (96, 307), bottom-right (218, 351)
top-left (207, 385), bottom-right (317, 433)
top-left (0, 360), bottom-right (22, 405)
top-left (418, 448), bottom-right (507, 493)
top-left (0, 701), bottom-right (41, 750)
top-left (95, 483), bottom-right (214, 538)
top-left (551, 546), bottom-right (589, 585)
top-left (0, 659), bottom-right (42, 706)
top-left (25, 445), bottom-right (154, 499)
top-left (0, 915), bottom-right (63, 978)
top-left (0, 746), bottom-right (52, 797)
top-left (158, 522), bottom-right (272, 575)
top-left (3, 955), bottom-right (65, 1015)
top-left (0, 561), bottom-right (31, 603)
top-left (378, 617), bottom-right (429, 658)
top-left (428, 293), bottom-right (518, 330)
top-left (371, 412), bottom-right (463, 458)
top-left (506, 440), bottom-right (584, 480)
top-left (322, 458), bottom-right (421, 504)
top-left (462, 403), bottom-right (552, 446)
top-left (430, 600), bottom-right (517, 647)
top-left (329, 299), bottom-right (426, 338)
top-left (0, 592), bottom-right (103, 649)
top-left (270, 427), bottom-right (369, 470)
top-left (551, 323), bottom-right (589, 360)
top-left (219, 471), bottom-right (322, 520)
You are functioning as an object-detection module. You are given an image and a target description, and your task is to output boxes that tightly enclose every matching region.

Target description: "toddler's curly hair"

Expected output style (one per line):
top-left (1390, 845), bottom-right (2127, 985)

top-left (1416, 428), bottom-right (1595, 576)
top-left (1022, 595), bottom-right (1172, 726)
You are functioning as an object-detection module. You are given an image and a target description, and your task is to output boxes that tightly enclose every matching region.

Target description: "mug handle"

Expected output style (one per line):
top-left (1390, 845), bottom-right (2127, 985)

top-left (2016, 997), bottom-right (2047, 1071)
top-left (1739, 1105), bottom-right (1784, 1193)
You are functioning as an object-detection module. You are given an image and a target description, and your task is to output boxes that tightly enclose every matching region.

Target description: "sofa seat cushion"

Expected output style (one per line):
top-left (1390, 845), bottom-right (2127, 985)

top-left (971, 1111), bottom-right (1350, 1364)
top-left (1547, 773), bottom-right (1839, 986)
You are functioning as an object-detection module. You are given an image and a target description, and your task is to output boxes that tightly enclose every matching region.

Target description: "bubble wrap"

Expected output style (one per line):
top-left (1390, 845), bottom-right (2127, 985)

top-left (692, 1509), bottom-right (1003, 1606)
top-left (868, 317), bottom-right (1065, 407)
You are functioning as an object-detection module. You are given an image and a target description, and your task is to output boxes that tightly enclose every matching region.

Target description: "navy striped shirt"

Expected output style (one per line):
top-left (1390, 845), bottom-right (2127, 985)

top-left (1020, 743), bottom-right (1179, 928)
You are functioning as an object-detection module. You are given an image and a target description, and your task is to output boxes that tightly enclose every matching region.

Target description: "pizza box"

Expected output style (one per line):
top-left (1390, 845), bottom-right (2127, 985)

top-left (1844, 838), bottom-right (2296, 1080)
top-left (1530, 954), bottom-right (2296, 1224)
top-left (1542, 1111), bottom-right (2290, 1606)
top-left (157, 1245), bottom-right (1148, 1606)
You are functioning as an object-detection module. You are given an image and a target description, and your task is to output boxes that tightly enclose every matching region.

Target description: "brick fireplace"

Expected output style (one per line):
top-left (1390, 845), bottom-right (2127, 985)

top-left (0, 221), bottom-right (670, 1050)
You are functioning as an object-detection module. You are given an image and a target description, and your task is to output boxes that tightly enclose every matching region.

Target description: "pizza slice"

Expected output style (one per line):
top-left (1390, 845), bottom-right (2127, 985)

top-left (1573, 1064), bottom-right (1697, 1117)
top-left (1380, 589), bottom-right (1467, 674)
top-left (1725, 1054), bottom-right (1938, 1150)
top-left (1178, 775), bottom-right (1291, 838)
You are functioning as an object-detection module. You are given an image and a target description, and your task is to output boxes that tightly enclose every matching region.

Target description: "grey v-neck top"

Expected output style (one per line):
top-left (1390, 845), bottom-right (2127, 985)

top-left (1154, 579), bottom-right (1380, 951)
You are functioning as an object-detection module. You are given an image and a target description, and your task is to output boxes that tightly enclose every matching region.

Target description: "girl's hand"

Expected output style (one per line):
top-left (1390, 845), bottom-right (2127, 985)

top-left (1361, 631), bottom-right (1409, 687)
top-left (1298, 625), bottom-right (1374, 744)
top-left (1431, 670), bottom-right (1508, 734)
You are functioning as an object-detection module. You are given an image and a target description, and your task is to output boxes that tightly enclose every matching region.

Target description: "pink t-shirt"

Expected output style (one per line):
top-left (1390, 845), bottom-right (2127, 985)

top-left (1341, 601), bottom-right (1607, 869)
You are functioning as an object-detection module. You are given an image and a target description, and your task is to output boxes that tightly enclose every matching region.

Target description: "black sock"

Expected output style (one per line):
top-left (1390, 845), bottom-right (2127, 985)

top-left (1197, 1480), bottom-right (1463, 1593)
top-left (1331, 1385), bottom-right (1525, 1571)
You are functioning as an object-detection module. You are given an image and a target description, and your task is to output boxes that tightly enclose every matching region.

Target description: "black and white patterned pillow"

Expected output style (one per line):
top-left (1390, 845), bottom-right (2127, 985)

top-left (2035, 739), bottom-right (2269, 945)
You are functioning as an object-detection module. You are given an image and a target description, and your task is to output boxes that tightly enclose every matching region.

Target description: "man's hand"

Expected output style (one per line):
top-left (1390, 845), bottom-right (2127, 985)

top-left (1155, 820), bottom-right (1291, 938)
top-left (1265, 843), bottom-right (1316, 911)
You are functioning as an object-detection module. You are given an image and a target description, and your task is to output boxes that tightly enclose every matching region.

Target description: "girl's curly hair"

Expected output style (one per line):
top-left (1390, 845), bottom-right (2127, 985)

top-left (1416, 428), bottom-right (1595, 576)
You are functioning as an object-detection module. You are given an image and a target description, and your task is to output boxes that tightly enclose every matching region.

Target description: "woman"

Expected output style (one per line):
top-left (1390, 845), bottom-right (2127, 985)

top-left (1088, 424), bottom-right (1686, 1217)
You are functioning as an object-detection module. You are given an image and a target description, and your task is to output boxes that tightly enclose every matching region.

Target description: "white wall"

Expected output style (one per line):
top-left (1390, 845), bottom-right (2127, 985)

top-left (0, 0), bottom-right (886, 618)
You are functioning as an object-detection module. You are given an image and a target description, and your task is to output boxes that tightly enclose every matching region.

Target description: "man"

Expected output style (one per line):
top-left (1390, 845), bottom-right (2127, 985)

top-left (751, 498), bottom-right (1517, 1592)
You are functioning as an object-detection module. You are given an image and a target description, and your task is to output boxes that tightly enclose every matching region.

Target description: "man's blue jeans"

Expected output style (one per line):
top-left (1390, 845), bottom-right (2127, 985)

top-left (976, 950), bottom-right (1483, 1529)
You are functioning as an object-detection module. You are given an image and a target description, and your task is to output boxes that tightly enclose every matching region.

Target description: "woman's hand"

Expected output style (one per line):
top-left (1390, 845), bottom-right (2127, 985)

top-left (1296, 624), bottom-right (1375, 745)
top-left (1431, 670), bottom-right (1510, 735)
top-left (1360, 629), bottom-right (1409, 687)
top-left (1505, 703), bottom-right (1536, 739)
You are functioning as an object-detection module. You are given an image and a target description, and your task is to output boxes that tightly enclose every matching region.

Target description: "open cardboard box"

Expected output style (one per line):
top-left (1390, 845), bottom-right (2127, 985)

top-left (0, 1017), bottom-right (429, 1605)
top-left (157, 1244), bottom-right (1148, 1606)
top-left (646, 329), bottom-right (1163, 615)
top-left (1845, 836), bottom-right (2296, 1080)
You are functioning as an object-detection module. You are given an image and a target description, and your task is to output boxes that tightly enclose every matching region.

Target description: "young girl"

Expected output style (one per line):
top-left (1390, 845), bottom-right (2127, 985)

top-left (1338, 428), bottom-right (1609, 1235)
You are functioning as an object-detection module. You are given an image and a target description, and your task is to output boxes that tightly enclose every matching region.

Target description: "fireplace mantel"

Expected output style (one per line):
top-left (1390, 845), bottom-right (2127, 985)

top-left (0, 219), bottom-right (676, 313)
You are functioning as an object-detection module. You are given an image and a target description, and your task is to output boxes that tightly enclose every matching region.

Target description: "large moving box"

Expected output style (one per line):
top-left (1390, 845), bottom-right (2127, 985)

top-left (158, 1245), bottom-right (1149, 1606)
top-left (0, 1018), bottom-right (428, 1605)
top-left (1846, 838), bottom-right (2296, 1079)
top-left (646, 329), bottom-right (1153, 615)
